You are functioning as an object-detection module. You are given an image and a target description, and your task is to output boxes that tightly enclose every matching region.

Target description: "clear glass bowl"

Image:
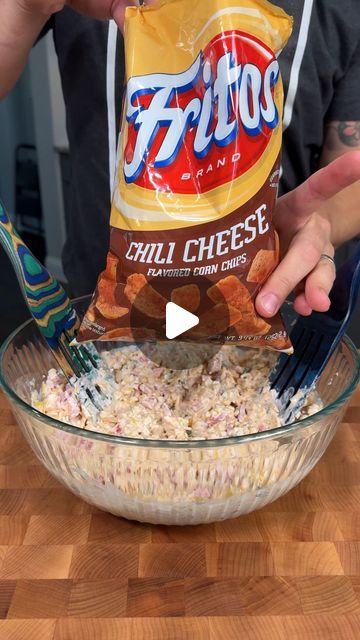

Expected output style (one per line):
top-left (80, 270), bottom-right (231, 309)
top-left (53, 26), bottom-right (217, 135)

top-left (0, 297), bottom-right (359, 525)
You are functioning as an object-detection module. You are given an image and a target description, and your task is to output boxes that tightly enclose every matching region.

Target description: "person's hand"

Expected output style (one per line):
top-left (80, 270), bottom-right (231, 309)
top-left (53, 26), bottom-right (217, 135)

top-left (255, 151), bottom-right (360, 318)
top-left (16, 1), bottom-right (151, 28)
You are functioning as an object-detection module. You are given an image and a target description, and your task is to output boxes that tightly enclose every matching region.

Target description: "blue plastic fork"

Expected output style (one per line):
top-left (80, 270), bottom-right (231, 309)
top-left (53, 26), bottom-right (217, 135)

top-left (270, 240), bottom-right (360, 421)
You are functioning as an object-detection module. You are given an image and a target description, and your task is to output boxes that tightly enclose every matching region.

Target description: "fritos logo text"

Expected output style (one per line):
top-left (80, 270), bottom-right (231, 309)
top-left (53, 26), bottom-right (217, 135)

top-left (124, 30), bottom-right (280, 193)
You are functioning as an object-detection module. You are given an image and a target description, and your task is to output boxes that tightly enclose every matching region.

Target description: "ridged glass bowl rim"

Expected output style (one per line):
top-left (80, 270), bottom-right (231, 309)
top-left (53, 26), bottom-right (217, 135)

top-left (0, 313), bottom-right (359, 449)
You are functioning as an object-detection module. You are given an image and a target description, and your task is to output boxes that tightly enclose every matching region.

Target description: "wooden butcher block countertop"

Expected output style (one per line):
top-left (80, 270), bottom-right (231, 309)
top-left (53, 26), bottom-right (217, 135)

top-left (0, 389), bottom-right (359, 640)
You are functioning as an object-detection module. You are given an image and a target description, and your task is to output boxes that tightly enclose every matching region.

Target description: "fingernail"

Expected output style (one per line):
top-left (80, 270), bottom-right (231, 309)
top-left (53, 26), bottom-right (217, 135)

top-left (259, 293), bottom-right (280, 315)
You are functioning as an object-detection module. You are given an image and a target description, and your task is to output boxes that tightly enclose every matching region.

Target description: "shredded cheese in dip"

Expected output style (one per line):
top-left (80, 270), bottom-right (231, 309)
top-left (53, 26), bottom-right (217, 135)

top-left (31, 345), bottom-right (322, 440)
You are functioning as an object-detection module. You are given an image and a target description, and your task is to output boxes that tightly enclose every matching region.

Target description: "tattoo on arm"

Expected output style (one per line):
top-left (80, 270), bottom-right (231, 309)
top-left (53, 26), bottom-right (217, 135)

top-left (336, 122), bottom-right (360, 147)
top-left (324, 121), bottom-right (360, 152)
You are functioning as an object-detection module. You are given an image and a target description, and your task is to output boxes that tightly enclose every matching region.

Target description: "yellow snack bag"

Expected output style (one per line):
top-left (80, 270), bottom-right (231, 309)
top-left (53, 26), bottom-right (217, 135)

top-left (78, 0), bottom-right (293, 352)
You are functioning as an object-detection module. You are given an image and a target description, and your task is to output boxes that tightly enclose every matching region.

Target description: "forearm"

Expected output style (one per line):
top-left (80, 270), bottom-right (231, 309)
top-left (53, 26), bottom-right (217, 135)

top-left (0, 1), bottom-right (49, 99)
top-left (319, 121), bottom-right (360, 247)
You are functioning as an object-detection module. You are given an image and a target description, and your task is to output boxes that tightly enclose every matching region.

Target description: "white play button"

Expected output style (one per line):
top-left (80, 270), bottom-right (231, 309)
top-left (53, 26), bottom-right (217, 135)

top-left (165, 302), bottom-right (199, 340)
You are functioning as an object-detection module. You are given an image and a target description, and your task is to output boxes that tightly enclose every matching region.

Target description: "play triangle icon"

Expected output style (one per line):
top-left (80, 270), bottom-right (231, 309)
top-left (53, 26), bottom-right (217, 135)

top-left (166, 302), bottom-right (199, 340)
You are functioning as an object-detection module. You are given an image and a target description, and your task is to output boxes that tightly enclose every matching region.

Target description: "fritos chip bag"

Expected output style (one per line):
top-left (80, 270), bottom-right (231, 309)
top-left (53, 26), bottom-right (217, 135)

top-left (77, 0), bottom-right (293, 352)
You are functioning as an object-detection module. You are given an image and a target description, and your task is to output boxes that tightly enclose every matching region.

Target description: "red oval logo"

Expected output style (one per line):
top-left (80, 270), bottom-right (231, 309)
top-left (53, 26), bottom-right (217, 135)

top-left (124, 31), bottom-right (279, 193)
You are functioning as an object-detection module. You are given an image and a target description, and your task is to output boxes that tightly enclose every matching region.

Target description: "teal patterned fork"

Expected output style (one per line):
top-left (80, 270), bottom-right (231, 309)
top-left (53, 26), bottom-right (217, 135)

top-left (0, 199), bottom-right (111, 415)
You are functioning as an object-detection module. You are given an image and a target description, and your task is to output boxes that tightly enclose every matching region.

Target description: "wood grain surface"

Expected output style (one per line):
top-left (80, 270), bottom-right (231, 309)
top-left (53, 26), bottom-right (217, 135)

top-left (0, 389), bottom-right (359, 639)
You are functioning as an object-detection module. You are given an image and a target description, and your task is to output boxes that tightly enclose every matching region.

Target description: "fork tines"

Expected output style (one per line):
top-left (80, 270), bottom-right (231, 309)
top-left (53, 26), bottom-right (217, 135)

top-left (270, 315), bottom-right (339, 407)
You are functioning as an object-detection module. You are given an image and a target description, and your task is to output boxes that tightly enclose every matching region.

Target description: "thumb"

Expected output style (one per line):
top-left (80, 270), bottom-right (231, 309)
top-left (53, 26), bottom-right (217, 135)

top-left (110, 1), bottom-right (135, 29)
top-left (111, 0), bottom-right (155, 30)
top-left (255, 216), bottom-right (330, 317)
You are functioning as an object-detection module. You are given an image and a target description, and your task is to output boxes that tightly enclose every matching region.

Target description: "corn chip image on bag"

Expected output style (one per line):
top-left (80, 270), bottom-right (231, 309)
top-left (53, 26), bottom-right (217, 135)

top-left (77, 0), bottom-right (293, 353)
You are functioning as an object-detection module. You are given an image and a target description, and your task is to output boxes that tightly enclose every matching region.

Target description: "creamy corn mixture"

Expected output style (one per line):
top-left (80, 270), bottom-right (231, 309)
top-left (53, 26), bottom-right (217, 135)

top-left (31, 345), bottom-right (321, 439)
